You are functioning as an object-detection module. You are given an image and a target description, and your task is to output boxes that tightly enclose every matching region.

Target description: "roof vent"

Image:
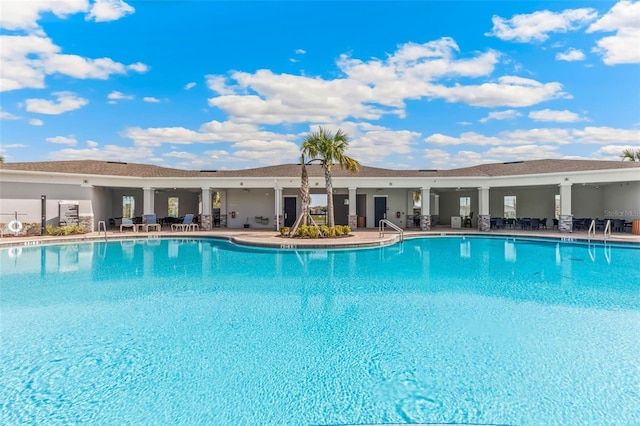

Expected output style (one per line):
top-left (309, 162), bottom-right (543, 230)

top-left (106, 161), bottom-right (127, 165)
top-left (419, 169), bottom-right (437, 172)
top-left (503, 161), bottom-right (524, 164)
top-left (199, 170), bottom-right (218, 172)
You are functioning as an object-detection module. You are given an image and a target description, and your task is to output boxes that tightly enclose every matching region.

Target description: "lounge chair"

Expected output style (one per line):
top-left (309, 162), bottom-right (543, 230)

top-left (120, 217), bottom-right (136, 232)
top-left (144, 214), bottom-right (161, 232)
top-left (171, 213), bottom-right (194, 231)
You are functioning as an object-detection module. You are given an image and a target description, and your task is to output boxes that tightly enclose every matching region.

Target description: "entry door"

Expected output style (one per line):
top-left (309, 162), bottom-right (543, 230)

top-left (284, 197), bottom-right (296, 227)
top-left (374, 197), bottom-right (387, 225)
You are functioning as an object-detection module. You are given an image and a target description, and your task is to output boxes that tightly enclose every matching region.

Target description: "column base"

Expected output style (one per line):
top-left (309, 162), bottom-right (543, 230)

top-left (559, 215), bottom-right (573, 233)
top-left (478, 214), bottom-right (490, 232)
top-left (348, 215), bottom-right (357, 229)
top-left (420, 215), bottom-right (431, 231)
top-left (200, 214), bottom-right (212, 231)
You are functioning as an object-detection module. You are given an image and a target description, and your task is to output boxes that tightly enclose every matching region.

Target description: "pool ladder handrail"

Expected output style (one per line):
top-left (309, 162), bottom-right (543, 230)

top-left (587, 219), bottom-right (612, 242)
top-left (97, 220), bottom-right (107, 241)
top-left (379, 219), bottom-right (403, 242)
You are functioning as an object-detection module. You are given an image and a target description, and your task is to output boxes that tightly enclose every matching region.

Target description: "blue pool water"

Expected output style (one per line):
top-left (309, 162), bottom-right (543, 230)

top-left (1, 236), bottom-right (639, 425)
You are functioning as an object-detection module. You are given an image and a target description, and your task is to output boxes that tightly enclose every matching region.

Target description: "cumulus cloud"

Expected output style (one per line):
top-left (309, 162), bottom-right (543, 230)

top-left (185, 82), bottom-right (197, 90)
top-left (165, 151), bottom-right (198, 159)
top-left (486, 8), bottom-right (598, 42)
top-left (0, 110), bottom-right (21, 120)
top-left (29, 118), bottom-right (44, 126)
top-left (86, 140), bottom-right (99, 148)
top-left (295, 49), bottom-right (306, 55)
top-left (46, 135), bottom-right (78, 145)
top-left (479, 109), bottom-right (522, 123)
top-left (528, 109), bottom-right (584, 122)
top-left (49, 145), bottom-right (156, 161)
top-left (573, 126), bottom-right (640, 144)
top-left (107, 91), bottom-right (134, 103)
top-left (593, 144), bottom-right (640, 160)
top-left (25, 92), bottom-right (89, 114)
top-left (205, 38), bottom-right (567, 125)
top-left (143, 97), bottom-right (161, 103)
top-left (0, 35), bottom-right (148, 92)
top-left (587, 0), bottom-right (640, 65)
top-left (0, 0), bottom-right (88, 34)
top-left (556, 48), bottom-right (586, 61)
top-left (87, 0), bottom-right (135, 22)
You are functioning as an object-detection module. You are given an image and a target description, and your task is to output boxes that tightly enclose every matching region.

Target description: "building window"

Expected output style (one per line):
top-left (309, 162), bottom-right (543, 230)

top-left (212, 191), bottom-right (221, 208)
top-left (122, 196), bottom-right (135, 218)
top-left (554, 194), bottom-right (560, 219)
top-left (168, 197), bottom-right (179, 217)
top-left (504, 195), bottom-right (517, 219)
top-left (459, 196), bottom-right (471, 217)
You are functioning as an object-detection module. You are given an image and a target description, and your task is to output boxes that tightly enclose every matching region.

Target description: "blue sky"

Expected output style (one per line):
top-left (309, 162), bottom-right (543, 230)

top-left (1, 0), bottom-right (639, 170)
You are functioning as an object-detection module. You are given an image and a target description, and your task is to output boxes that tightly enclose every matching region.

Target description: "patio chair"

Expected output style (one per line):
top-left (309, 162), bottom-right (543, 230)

top-left (144, 213), bottom-right (162, 232)
top-left (464, 212), bottom-right (474, 228)
top-left (171, 213), bottom-right (194, 231)
top-left (120, 217), bottom-right (136, 232)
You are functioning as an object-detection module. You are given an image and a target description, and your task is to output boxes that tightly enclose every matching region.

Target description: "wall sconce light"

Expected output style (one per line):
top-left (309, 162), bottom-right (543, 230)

top-left (343, 199), bottom-right (349, 205)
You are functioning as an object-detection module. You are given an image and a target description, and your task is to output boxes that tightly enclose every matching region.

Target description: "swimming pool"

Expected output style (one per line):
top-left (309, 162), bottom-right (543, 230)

top-left (1, 236), bottom-right (638, 425)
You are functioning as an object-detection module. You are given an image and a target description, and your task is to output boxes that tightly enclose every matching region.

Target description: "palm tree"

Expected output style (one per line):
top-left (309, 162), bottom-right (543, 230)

top-left (301, 126), bottom-right (361, 227)
top-left (621, 148), bottom-right (640, 161)
top-left (0, 155), bottom-right (4, 163)
top-left (299, 153), bottom-right (311, 226)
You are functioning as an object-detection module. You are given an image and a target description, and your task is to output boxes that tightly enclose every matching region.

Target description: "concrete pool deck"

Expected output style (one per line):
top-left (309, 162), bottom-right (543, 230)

top-left (1, 226), bottom-right (639, 249)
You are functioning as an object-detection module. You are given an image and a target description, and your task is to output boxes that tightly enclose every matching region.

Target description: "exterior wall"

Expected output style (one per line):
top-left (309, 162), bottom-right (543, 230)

top-left (438, 190), bottom-right (477, 226)
top-left (0, 181), bottom-right (94, 228)
top-left (489, 187), bottom-right (557, 219)
top-left (225, 188), bottom-right (275, 229)
top-left (153, 190), bottom-right (199, 218)
top-left (603, 181), bottom-right (640, 221)
top-left (572, 185), bottom-right (604, 219)
top-left (360, 188), bottom-right (408, 228)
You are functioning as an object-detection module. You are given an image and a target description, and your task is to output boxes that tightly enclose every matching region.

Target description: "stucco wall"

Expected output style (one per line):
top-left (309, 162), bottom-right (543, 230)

top-left (226, 189), bottom-right (275, 229)
top-left (572, 185), bottom-right (605, 219)
top-left (489, 187), bottom-right (557, 219)
top-left (603, 181), bottom-right (640, 220)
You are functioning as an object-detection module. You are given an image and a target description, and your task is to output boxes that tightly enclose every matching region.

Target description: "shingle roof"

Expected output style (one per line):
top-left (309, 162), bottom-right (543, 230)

top-left (1, 158), bottom-right (638, 178)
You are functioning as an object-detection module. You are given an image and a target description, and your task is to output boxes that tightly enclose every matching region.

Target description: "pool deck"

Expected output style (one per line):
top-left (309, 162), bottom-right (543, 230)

top-left (1, 226), bottom-right (639, 248)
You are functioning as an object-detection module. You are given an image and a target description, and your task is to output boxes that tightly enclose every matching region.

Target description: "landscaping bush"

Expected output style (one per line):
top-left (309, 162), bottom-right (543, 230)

top-left (46, 224), bottom-right (87, 236)
top-left (280, 226), bottom-right (290, 236)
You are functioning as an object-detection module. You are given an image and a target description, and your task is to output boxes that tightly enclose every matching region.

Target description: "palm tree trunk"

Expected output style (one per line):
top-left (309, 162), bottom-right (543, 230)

top-left (300, 160), bottom-right (310, 225)
top-left (324, 164), bottom-right (335, 228)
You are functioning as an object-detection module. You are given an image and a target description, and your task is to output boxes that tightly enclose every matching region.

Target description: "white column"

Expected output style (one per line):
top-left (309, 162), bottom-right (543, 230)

top-left (559, 183), bottom-right (572, 216)
top-left (143, 187), bottom-right (154, 214)
top-left (201, 188), bottom-right (212, 216)
top-left (421, 187), bottom-right (430, 216)
top-left (274, 187), bottom-right (283, 231)
top-left (433, 194), bottom-right (440, 215)
top-left (348, 187), bottom-right (357, 216)
top-left (478, 186), bottom-right (490, 231)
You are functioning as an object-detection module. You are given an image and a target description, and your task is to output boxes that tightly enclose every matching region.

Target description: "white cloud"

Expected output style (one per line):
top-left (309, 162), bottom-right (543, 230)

top-left (29, 118), bottom-right (44, 126)
top-left (205, 38), bottom-right (567, 125)
top-left (86, 140), bottom-right (99, 147)
top-left (295, 49), bottom-right (306, 55)
top-left (0, 0), bottom-right (88, 34)
top-left (165, 151), bottom-right (198, 159)
top-left (49, 145), bottom-right (156, 161)
top-left (143, 97), bottom-right (161, 103)
top-left (122, 120), bottom-right (296, 147)
top-left (25, 92), bottom-right (89, 114)
top-left (487, 8), bottom-right (598, 42)
top-left (46, 135), bottom-right (78, 145)
top-left (457, 121), bottom-right (473, 126)
top-left (556, 48), bottom-right (586, 61)
top-left (87, 0), bottom-right (134, 22)
top-left (185, 82), bottom-right (196, 90)
top-left (528, 109), bottom-right (584, 122)
top-left (573, 126), bottom-right (640, 144)
top-left (425, 126), bottom-right (639, 148)
top-left (0, 110), bottom-right (21, 120)
top-left (593, 144), bottom-right (640, 160)
top-left (484, 144), bottom-right (559, 159)
top-left (479, 109), bottom-right (522, 123)
top-left (0, 35), bottom-right (148, 92)
top-left (587, 0), bottom-right (640, 65)
top-left (107, 91), bottom-right (134, 103)
top-left (230, 139), bottom-right (300, 164)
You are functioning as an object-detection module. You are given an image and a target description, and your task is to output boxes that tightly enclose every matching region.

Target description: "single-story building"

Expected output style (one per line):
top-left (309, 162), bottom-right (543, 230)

top-left (1, 159), bottom-right (638, 234)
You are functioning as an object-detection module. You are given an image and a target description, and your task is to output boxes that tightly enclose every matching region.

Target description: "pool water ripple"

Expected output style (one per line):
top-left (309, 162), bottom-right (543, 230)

top-left (1, 237), bottom-right (639, 425)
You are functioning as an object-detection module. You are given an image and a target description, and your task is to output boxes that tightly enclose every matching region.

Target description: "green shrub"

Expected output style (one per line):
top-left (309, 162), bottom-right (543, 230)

top-left (280, 226), bottom-right (290, 236)
top-left (296, 225), bottom-right (309, 237)
top-left (325, 226), bottom-right (336, 238)
top-left (343, 225), bottom-right (351, 235)
top-left (319, 225), bottom-right (329, 236)
top-left (46, 224), bottom-right (87, 236)
top-left (307, 226), bottom-right (320, 238)
top-left (335, 226), bottom-right (344, 236)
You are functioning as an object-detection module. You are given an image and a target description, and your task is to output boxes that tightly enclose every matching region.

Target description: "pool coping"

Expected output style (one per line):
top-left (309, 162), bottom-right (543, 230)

top-left (1, 228), bottom-right (639, 250)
